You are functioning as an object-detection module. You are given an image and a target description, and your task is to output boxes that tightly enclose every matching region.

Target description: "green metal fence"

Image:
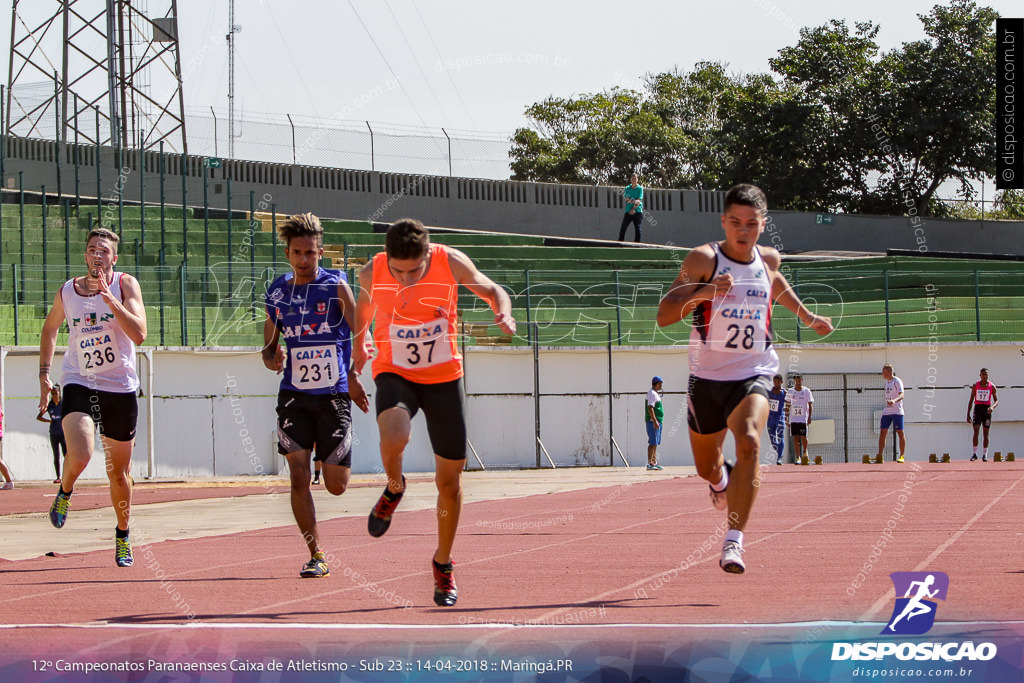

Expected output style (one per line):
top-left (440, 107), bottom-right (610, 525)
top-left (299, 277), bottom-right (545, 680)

top-left (3, 264), bottom-right (1023, 347)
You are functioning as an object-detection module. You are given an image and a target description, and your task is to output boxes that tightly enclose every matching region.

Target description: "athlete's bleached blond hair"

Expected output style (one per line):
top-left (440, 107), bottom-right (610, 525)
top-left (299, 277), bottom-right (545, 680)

top-left (278, 212), bottom-right (323, 246)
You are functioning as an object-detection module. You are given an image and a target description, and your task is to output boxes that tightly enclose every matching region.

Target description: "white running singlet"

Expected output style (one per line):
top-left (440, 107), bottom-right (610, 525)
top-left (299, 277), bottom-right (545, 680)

top-left (60, 273), bottom-right (139, 392)
top-left (688, 243), bottom-right (780, 381)
top-left (882, 377), bottom-right (904, 416)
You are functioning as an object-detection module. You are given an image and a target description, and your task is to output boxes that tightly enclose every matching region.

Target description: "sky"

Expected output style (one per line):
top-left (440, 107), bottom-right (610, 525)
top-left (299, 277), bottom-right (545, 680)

top-left (169, 0), bottom-right (1018, 133)
top-left (2, 0), bottom-right (1020, 175)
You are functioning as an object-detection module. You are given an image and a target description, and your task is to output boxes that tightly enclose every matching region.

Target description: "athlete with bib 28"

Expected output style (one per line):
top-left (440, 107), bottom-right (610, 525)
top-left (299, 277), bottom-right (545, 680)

top-left (38, 228), bottom-right (147, 568)
top-left (352, 218), bottom-right (515, 606)
top-left (657, 185), bottom-right (833, 574)
top-left (263, 213), bottom-right (369, 578)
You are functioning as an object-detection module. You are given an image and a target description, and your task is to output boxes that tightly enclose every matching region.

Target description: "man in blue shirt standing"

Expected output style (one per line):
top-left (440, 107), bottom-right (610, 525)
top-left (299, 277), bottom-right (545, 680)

top-left (766, 374), bottom-right (786, 465)
top-left (617, 173), bottom-right (644, 242)
top-left (263, 213), bottom-right (369, 578)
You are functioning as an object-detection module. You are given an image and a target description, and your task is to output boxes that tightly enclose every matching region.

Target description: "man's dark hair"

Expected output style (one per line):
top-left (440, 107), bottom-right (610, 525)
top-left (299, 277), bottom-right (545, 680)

top-left (773, 374), bottom-right (783, 381)
top-left (980, 367), bottom-right (988, 372)
top-left (386, 218), bottom-right (430, 260)
top-left (723, 184), bottom-right (768, 217)
top-left (87, 227), bottom-right (120, 251)
top-left (278, 212), bottom-right (323, 247)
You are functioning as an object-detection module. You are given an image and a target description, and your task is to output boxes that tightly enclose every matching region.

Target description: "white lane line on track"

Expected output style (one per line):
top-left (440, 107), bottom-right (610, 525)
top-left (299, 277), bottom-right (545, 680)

top-left (859, 470), bottom-right (1024, 623)
top-left (3, 620), bottom-right (1023, 630)
top-left (530, 471), bottom-right (949, 626)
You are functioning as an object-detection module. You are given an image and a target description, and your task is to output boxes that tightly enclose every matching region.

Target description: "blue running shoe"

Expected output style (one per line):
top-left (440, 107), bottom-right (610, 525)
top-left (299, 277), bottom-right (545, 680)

top-left (115, 535), bottom-right (133, 567)
top-left (49, 490), bottom-right (71, 528)
top-left (299, 552), bottom-right (329, 578)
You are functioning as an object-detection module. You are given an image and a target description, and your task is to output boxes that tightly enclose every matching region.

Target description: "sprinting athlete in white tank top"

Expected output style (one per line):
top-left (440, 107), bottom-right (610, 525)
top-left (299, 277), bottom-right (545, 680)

top-left (60, 271), bottom-right (139, 393)
top-left (688, 241), bottom-right (779, 382)
top-left (38, 228), bottom-right (147, 568)
top-left (657, 184), bottom-right (833, 575)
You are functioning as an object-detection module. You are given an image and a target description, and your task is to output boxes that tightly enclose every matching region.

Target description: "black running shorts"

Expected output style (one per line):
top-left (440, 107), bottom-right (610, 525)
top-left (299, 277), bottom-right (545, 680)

top-left (687, 375), bottom-right (771, 435)
top-left (276, 390), bottom-right (353, 467)
top-left (972, 405), bottom-right (992, 428)
top-left (61, 383), bottom-right (138, 442)
top-left (790, 422), bottom-right (808, 437)
top-left (374, 372), bottom-right (466, 460)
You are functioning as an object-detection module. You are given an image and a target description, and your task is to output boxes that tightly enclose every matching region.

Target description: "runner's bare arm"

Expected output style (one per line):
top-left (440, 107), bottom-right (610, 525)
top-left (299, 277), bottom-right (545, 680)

top-left (38, 289), bottom-right (66, 412)
top-left (352, 261), bottom-right (377, 374)
top-left (656, 246), bottom-right (725, 327)
top-left (99, 273), bottom-right (147, 344)
top-left (262, 313), bottom-right (284, 373)
top-left (337, 280), bottom-right (370, 413)
top-left (764, 249), bottom-right (833, 336)
top-left (448, 248), bottom-right (516, 335)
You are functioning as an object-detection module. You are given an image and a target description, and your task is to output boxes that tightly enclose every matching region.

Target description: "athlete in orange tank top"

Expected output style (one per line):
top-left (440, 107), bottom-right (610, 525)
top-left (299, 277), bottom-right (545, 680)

top-left (352, 219), bottom-right (516, 607)
top-left (368, 244), bottom-right (463, 384)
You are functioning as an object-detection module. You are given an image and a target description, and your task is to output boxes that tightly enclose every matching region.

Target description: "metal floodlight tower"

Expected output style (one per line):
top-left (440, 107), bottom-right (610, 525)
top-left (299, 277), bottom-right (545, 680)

top-left (5, 0), bottom-right (187, 153)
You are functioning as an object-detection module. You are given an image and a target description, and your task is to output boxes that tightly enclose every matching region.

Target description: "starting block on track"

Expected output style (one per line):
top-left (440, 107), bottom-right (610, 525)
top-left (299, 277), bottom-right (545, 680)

top-left (814, 456), bottom-right (822, 465)
top-left (874, 454), bottom-right (884, 464)
top-left (862, 454), bottom-right (871, 464)
top-left (941, 453), bottom-right (950, 463)
top-left (929, 454), bottom-right (937, 463)
top-left (994, 452), bottom-right (1002, 462)
top-left (1008, 452), bottom-right (1015, 462)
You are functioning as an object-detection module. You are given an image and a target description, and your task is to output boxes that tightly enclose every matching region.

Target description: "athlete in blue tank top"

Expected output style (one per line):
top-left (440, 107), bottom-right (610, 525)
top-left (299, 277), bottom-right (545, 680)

top-left (262, 213), bottom-right (369, 579)
top-left (266, 268), bottom-right (353, 395)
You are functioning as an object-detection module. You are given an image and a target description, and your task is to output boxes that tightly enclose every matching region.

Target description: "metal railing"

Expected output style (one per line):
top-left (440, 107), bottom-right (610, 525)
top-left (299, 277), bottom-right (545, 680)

top-left (3, 264), bottom-right (1023, 347)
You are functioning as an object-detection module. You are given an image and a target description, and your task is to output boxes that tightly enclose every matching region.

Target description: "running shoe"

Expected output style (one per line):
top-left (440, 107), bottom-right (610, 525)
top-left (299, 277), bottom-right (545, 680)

top-left (115, 535), bottom-right (134, 567)
top-left (776, 458), bottom-right (782, 465)
top-left (709, 461), bottom-right (733, 511)
top-left (312, 475), bottom-right (320, 485)
top-left (49, 490), bottom-right (71, 528)
top-left (970, 454), bottom-right (978, 461)
top-left (982, 455), bottom-right (987, 462)
top-left (368, 477), bottom-right (405, 538)
top-left (719, 540), bottom-right (745, 574)
top-left (299, 551), bottom-right (329, 578)
top-left (0, 481), bottom-right (13, 490)
top-left (432, 559), bottom-right (458, 606)
top-left (896, 455), bottom-right (905, 463)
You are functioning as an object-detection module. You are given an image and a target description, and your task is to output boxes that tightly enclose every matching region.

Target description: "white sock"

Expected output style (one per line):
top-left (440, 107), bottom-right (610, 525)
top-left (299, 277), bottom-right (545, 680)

top-left (725, 529), bottom-right (743, 546)
top-left (973, 447), bottom-right (978, 455)
top-left (711, 466), bottom-right (729, 492)
top-left (983, 447), bottom-right (988, 457)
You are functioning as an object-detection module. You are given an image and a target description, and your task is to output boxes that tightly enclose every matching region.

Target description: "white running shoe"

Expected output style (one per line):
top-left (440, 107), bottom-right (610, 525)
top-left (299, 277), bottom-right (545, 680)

top-left (0, 481), bottom-right (13, 490)
top-left (708, 462), bottom-right (732, 510)
top-left (720, 540), bottom-right (745, 574)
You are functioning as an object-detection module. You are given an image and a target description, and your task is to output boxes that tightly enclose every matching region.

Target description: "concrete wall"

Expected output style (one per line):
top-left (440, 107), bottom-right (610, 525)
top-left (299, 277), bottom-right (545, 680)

top-left (2, 343), bottom-right (1021, 480)
top-left (5, 137), bottom-right (1023, 254)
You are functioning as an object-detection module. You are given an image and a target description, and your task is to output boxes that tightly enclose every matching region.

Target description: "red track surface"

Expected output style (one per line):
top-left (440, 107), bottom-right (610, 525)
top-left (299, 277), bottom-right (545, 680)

top-left (1, 463), bottom-right (1021, 657)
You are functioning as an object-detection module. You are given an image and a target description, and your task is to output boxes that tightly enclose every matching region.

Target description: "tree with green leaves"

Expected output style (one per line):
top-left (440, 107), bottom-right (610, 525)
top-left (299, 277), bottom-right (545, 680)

top-left (509, 0), bottom-right (1001, 218)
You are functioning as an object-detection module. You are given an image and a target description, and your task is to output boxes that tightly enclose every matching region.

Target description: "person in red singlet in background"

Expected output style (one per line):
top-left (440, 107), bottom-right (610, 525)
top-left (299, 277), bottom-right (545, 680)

top-left (967, 367), bottom-right (998, 462)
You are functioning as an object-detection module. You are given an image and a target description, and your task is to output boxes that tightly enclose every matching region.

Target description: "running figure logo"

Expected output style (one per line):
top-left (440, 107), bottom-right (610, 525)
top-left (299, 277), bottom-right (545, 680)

top-left (883, 572), bottom-right (949, 635)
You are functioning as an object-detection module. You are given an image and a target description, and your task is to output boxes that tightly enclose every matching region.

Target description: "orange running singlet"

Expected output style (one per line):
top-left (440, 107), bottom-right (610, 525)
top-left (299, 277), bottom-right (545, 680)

top-left (370, 244), bottom-right (462, 384)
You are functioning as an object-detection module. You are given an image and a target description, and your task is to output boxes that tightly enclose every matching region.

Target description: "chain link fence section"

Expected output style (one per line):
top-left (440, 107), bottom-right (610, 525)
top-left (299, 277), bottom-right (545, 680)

top-left (792, 372), bottom-right (885, 464)
top-left (190, 111), bottom-right (513, 180)
top-left (4, 264), bottom-right (1024, 347)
